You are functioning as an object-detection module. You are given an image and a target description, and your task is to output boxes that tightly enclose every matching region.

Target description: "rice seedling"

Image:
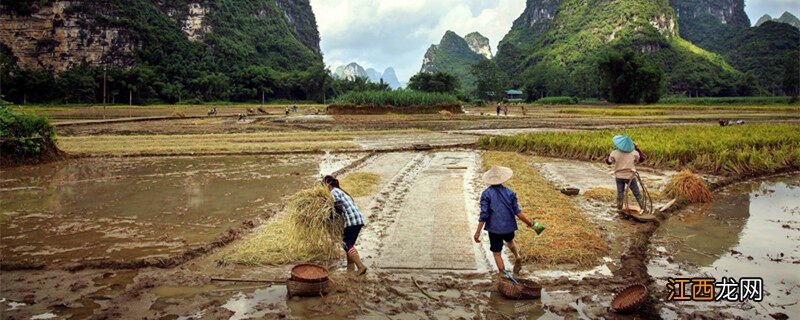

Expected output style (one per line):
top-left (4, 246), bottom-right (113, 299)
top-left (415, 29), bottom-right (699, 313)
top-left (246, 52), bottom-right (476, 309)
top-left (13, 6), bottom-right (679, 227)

top-left (218, 187), bottom-right (344, 265)
top-left (334, 90), bottom-right (459, 107)
top-left (558, 108), bottom-right (667, 116)
top-left (664, 170), bottom-right (713, 203)
top-left (478, 124), bottom-right (800, 176)
top-left (482, 151), bottom-right (608, 268)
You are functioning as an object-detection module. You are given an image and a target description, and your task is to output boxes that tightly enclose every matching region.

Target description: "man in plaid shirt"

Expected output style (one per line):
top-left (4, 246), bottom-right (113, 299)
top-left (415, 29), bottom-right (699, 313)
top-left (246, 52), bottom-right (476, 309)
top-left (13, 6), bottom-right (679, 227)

top-left (323, 175), bottom-right (368, 275)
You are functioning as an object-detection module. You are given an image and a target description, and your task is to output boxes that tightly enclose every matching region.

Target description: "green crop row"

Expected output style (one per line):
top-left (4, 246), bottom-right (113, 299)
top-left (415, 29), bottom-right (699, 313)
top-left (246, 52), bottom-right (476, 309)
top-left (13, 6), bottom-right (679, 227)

top-left (334, 90), bottom-right (459, 107)
top-left (478, 124), bottom-right (800, 175)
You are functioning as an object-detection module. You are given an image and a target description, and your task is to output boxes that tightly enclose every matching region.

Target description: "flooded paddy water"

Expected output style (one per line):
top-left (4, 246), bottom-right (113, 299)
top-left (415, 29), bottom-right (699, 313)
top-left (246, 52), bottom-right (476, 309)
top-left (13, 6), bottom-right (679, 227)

top-left (650, 173), bottom-right (800, 319)
top-left (0, 155), bottom-right (358, 267)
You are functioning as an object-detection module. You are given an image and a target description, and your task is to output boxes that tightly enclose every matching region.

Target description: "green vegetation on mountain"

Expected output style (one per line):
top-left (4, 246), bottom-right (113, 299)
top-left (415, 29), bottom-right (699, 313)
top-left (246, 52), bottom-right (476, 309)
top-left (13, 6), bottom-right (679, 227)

top-left (1, 0), bottom-right (327, 104)
top-left (668, 0), bottom-right (750, 53)
top-left (420, 31), bottom-right (486, 92)
top-left (721, 22), bottom-right (800, 96)
top-left (494, 0), bottom-right (746, 100)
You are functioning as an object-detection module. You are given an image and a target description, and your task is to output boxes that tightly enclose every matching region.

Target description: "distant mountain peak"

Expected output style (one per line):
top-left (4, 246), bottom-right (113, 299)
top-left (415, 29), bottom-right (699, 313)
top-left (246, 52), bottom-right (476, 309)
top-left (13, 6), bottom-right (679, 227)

top-left (464, 32), bottom-right (493, 59)
top-left (755, 12), bottom-right (799, 29)
top-left (420, 31), bottom-right (488, 91)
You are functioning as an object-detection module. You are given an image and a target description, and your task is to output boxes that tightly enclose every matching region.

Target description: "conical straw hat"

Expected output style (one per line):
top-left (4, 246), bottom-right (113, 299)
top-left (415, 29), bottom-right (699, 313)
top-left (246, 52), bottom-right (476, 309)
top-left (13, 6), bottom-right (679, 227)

top-left (483, 166), bottom-right (513, 185)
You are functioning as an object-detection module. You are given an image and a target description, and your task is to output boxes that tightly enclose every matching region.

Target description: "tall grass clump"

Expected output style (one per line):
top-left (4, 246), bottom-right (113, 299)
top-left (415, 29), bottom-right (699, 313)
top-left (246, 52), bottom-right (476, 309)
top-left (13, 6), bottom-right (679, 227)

top-left (335, 90), bottom-right (459, 107)
top-left (535, 96), bottom-right (579, 105)
top-left (660, 96), bottom-right (794, 105)
top-left (478, 124), bottom-right (800, 176)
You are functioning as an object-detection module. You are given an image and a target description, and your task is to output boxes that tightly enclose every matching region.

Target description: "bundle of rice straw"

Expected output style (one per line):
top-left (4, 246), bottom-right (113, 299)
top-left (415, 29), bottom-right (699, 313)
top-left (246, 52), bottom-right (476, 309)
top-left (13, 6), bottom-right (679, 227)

top-left (584, 188), bottom-right (617, 202)
top-left (664, 170), bottom-right (713, 203)
top-left (219, 186), bottom-right (344, 265)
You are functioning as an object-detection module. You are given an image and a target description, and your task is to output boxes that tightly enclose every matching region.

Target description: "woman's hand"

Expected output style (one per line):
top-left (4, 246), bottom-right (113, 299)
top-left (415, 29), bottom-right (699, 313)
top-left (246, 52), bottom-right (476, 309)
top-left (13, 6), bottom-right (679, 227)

top-left (473, 232), bottom-right (481, 243)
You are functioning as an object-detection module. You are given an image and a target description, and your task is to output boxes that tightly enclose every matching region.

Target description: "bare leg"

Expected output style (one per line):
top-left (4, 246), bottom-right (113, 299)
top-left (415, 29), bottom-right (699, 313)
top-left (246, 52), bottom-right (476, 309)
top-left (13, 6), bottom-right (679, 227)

top-left (507, 240), bottom-right (522, 274)
top-left (492, 252), bottom-right (505, 272)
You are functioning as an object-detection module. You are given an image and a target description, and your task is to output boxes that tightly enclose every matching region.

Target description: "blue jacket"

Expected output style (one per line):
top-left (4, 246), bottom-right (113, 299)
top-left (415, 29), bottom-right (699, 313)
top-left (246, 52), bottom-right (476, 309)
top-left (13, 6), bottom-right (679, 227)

top-left (479, 185), bottom-right (521, 234)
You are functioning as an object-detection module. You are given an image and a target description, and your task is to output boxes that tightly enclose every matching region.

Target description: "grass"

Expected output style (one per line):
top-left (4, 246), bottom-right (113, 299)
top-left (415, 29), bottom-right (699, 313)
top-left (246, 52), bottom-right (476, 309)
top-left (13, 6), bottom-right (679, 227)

top-left (58, 130), bottom-right (427, 155)
top-left (659, 96), bottom-right (795, 105)
top-left (335, 90), bottom-right (459, 107)
top-left (219, 172), bottom-right (381, 265)
top-left (558, 108), bottom-right (667, 116)
top-left (482, 152), bottom-right (608, 267)
top-left (617, 104), bottom-right (800, 112)
top-left (479, 124), bottom-right (800, 176)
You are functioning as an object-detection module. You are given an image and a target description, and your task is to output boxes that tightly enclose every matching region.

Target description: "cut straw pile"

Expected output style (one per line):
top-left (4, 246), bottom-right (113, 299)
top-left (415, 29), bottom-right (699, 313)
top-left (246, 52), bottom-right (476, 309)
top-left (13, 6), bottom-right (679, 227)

top-left (483, 152), bottom-right (608, 267)
top-left (664, 170), bottom-right (713, 203)
top-left (218, 187), bottom-right (344, 265)
top-left (218, 172), bottom-right (382, 266)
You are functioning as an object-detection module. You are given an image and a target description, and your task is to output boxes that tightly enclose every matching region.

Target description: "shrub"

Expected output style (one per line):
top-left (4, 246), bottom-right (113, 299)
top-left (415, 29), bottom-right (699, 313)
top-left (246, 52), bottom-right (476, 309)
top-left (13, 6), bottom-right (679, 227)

top-left (334, 90), bottom-right (459, 107)
top-left (0, 106), bottom-right (58, 160)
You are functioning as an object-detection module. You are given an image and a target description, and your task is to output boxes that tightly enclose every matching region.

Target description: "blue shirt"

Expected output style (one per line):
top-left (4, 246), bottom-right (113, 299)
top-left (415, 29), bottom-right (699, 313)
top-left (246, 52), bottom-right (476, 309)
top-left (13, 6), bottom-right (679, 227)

top-left (479, 185), bottom-right (521, 234)
top-left (331, 188), bottom-right (365, 227)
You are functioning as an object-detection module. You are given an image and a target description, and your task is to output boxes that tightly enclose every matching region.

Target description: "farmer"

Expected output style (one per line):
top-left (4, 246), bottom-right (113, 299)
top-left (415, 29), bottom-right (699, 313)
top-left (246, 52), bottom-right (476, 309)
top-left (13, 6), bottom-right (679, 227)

top-left (605, 135), bottom-right (647, 212)
top-left (496, 104), bottom-right (501, 116)
top-left (503, 105), bottom-right (509, 116)
top-left (473, 166), bottom-right (537, 275)
top-left (322, 175), bottom-right (368, 275)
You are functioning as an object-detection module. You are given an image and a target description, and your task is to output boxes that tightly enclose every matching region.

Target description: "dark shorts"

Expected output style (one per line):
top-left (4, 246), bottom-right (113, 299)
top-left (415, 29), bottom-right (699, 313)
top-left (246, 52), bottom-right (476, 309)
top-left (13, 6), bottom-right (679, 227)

top-left (342, 225), bottom-right (363, 251)
top-left (488, 232), bottom-right (515, 252)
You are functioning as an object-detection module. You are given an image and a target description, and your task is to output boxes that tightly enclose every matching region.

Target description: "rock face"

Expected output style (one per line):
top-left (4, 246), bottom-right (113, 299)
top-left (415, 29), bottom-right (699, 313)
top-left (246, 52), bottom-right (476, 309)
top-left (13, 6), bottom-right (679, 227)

top-left (334, 62), bottom-right (369, 81)
top-left (756, 12), bottom-right (800, 29)
top-left (668, 0), bottom-right (750, 51)
top-left (464, 32), bottom-right (492, 59)
top-left (420, 31), bottom-right (487, 90)
top-left (365, 68), bottom-right (382, 83)
top-left (380, 67), bottom-right (402, 89)
top-left (0, 0), bottom-right (321, 72)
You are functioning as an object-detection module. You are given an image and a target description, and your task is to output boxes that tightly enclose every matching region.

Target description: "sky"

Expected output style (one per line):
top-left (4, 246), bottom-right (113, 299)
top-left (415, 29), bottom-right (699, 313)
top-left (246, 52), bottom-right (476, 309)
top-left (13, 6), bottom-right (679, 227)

top-left (310, 0), bottom-right (799, 84)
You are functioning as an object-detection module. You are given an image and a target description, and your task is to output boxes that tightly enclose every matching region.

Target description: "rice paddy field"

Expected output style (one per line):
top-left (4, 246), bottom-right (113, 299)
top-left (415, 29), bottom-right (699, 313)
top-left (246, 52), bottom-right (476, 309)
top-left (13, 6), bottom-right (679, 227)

top-left (3, 101), bottom-right (800, 320)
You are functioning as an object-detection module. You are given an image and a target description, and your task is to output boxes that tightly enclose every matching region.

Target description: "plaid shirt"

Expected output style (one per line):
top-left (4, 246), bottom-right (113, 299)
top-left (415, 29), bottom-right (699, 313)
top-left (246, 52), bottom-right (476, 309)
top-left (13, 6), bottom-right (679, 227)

top-left (331, 188), bottom-right (365, 227)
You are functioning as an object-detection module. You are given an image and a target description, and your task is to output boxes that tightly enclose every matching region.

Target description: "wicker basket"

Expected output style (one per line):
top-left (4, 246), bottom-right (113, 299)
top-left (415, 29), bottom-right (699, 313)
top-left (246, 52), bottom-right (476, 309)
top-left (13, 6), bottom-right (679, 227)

top-left (290, 264), bottom-right (329, 283)
top-left (611, 284), bottom-right (648, 313)
top-left (498, 277), bottom-right (542, 300)
top-left (286, 278), bottom-right (329, 298)
top-left (560, 188), bottom-right (580, 196)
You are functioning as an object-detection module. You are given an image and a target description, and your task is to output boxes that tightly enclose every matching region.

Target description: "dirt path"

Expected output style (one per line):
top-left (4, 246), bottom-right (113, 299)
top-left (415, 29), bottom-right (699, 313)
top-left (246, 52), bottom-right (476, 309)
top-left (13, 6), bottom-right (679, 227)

top-left (377, 151), bottom-right (481, 270)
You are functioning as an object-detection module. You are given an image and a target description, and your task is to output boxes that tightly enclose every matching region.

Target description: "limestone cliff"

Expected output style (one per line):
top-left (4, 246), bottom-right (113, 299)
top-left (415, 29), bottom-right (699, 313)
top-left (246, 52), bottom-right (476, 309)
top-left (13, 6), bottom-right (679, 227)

top-left (464, 32), bottom-right (492, 59)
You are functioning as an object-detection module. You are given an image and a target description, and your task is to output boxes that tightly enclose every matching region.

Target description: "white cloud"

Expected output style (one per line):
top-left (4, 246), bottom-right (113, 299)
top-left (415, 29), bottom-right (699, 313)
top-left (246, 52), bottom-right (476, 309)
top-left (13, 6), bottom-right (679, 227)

top-left (310, 0), bottom-right (526, 82)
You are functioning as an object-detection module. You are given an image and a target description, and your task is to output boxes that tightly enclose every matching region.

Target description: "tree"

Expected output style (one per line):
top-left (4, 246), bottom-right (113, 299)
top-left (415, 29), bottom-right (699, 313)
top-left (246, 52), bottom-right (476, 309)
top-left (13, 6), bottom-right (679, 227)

top-left (783, 51), bottom-right (800, 100)
top-left (56, 65), bottom-right (97, 104)
top-left (408, 72), bottom-right (460, 93)
top-left (598, 49), bottom-right (663, 103)
top-left (470, 60), bottom-right (508, 101)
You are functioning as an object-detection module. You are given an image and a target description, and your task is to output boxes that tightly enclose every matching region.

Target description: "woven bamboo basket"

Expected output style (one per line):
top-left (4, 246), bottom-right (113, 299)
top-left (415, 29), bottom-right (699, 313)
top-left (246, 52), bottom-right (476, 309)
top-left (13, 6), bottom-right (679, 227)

top-left (286, 279), bottom-right (329, 297)
top-left (290, 264), bottom-right (329, 283)
top-left (498, 277), bottom-right (542, 300)
top-left (611, 284), bottom-right (648, 313)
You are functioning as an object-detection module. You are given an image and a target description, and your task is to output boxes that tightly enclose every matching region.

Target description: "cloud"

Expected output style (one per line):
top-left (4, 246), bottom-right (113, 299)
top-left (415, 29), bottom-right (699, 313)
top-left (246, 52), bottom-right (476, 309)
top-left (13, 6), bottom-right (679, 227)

top-left (310, 0), bottom-right (526, 83)
top-left (745, 0), bottom-right (800, 23)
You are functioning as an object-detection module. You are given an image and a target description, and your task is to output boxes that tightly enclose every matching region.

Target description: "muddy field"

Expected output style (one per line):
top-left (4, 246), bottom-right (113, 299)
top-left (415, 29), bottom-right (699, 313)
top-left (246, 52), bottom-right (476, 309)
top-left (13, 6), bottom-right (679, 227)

top-left (2, 105), bottom-right (799, 319)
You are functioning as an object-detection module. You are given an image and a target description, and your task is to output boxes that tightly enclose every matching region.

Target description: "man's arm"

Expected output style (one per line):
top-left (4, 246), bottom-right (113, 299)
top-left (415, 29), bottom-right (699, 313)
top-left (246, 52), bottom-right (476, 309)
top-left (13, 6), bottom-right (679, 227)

top-left (474, 221), bottom-right (485, 243)
top-left (517, 212), bottom-right (534, 228)
top-left (475, 192), bottom-right (490, 243)
top-left (635, 146), bottom-right (646, 163)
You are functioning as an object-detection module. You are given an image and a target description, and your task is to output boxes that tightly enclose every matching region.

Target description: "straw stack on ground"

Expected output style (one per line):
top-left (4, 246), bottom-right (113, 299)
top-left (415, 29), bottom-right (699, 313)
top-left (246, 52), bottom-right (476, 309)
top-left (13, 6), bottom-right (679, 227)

top-left (664, 170), bottom-right (713, 203)
top-left (219, 172), bottom-right (381, 265)
top-left (482, 151), bottom-right (608, 267)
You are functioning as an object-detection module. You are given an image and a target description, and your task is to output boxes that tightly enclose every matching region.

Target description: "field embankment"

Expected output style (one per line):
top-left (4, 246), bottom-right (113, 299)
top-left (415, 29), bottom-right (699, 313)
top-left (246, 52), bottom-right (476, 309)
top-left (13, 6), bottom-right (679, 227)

top-left (479, 124), bottom-right (800, 176)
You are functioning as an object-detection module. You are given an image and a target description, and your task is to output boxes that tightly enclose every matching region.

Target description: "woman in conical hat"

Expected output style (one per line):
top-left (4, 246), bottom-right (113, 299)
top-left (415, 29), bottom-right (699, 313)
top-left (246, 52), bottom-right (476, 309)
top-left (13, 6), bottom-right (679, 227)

top-left (473, 166), bottom-right (536, 276)
top-left (605, 135), bottom-right (647, 212)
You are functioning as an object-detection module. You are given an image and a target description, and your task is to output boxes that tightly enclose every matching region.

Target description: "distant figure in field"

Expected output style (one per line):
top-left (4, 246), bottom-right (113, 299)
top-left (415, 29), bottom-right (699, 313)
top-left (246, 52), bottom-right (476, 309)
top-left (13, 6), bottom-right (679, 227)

top-left (496, 104), bottom-right (501, 116)
top-left (292, 105), bottom-right (298, 113)
top-left (503, 105), bottom-right (509, 116)
top-left (285, 107), bottom-right (290, 116)
top-left (207, 107), bottom-right (217, 116)
top-left (521, 106), bottom-right (527, 116)
top-left (238, 113), bottom-right (247, 122)
top-left (247, 108), bottom-right (256, 115)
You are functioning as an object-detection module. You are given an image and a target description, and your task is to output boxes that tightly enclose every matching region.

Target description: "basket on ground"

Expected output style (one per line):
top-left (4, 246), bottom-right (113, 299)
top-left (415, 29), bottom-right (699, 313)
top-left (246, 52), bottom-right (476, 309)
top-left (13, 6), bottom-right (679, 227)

top-left (611, 284), bottom-right (648, 313)
top-left (560, 188), bottom-right (580, 196)
top-left (290, 264), bottom-right (329, 283)
top-left (287, 279), bottom-right (329, 297)
top-left (498, 277), bottom-right (542, 299)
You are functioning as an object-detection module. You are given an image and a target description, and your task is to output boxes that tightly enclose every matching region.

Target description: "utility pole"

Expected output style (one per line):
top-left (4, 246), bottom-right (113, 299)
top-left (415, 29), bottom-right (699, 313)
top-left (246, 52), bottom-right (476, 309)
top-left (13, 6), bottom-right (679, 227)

top-left (103, 64), bottom-right (107, 119)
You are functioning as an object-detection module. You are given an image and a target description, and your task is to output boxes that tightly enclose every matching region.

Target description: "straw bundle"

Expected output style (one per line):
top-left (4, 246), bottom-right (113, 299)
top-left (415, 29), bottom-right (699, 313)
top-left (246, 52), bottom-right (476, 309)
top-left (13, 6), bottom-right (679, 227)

top-left (664, 170), bottom-right (713, 203)
top-left (219, 187), bottom-right (344, 265)
top-left (584, 188), bottom-right (617, 202)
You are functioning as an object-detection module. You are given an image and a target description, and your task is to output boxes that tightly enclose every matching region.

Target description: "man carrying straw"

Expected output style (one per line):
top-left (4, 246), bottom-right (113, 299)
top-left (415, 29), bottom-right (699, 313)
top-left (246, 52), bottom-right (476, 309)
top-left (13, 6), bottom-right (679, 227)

top-left (473, 166), bottom-right (537, 275)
